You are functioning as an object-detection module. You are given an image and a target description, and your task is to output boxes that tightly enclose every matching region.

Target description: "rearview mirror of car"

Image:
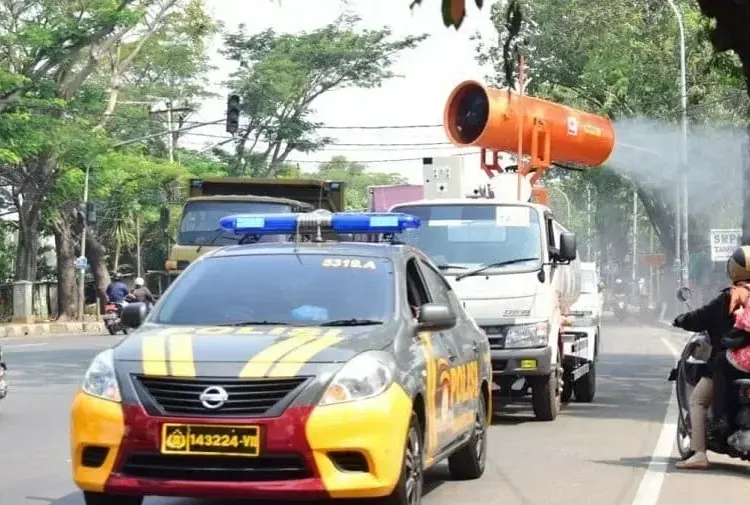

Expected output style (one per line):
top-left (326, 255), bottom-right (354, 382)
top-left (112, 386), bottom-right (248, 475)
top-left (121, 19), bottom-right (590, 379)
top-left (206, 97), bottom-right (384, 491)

top-left (417, 303), bottom-right (457, 332)
top-left (558, 232), bottom-right (577, 262)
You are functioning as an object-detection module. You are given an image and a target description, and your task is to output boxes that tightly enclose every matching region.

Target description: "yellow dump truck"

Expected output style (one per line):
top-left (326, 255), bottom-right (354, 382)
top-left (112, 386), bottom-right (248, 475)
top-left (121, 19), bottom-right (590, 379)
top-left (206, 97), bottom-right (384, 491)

top-left (165, 178), bottom-right (345, 276)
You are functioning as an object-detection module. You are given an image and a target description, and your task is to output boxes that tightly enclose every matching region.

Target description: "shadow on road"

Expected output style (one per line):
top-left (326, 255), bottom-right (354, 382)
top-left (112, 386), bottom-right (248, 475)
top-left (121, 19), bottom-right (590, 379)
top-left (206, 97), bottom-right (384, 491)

top-left (48, 469), bottom-right (446, 505)
top-left (591, 454), bottom-right (750, 477)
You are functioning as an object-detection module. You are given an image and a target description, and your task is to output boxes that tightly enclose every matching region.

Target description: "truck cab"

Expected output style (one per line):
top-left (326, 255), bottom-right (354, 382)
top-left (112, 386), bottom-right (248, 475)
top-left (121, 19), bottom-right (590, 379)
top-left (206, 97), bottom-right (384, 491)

top-left (389, 159), bottom-right (593, 421)
top-left (166, 178), bottom-right (345, 276)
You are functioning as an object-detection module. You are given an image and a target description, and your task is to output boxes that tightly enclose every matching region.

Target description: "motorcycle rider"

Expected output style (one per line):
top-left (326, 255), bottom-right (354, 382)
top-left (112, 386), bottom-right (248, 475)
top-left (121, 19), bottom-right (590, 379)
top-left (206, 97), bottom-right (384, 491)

top-left (129, 277), bottom-right (156, 306)
top-left (672, 246), bottom-right (750, 469)
top-left (106, 273), bottom-right (129, 304)
top-left (613, 278), bottom-right (625, 295)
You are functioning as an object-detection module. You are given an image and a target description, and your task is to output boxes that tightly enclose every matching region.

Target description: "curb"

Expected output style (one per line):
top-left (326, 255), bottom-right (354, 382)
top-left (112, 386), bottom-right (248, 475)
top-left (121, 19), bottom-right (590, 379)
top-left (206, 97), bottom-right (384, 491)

top-left (0, 321), bottom-right (106, 338)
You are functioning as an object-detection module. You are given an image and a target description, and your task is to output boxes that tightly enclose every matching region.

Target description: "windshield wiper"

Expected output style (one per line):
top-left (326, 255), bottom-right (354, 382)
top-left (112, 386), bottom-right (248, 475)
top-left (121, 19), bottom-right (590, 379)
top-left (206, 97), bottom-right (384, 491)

top-left (455, 257), bottom-right (540, 281)
top-left (436, 264), bottom-right (469, 270)
top-left (196, 229), bottom-right (238, 253)
top-left (318, 319), bottom-right (384, 327)
top-left (220, 320), bottom-right (291, 327)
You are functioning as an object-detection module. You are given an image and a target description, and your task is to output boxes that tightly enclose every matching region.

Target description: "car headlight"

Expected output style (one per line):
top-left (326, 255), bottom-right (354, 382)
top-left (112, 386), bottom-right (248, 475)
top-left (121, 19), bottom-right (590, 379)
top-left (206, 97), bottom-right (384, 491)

top-left (81, 349), bottom-right (121, 403)
top-left (505, 322), bottom-right (549, 348)
top-left (318, 352), bottom-right (394, 406)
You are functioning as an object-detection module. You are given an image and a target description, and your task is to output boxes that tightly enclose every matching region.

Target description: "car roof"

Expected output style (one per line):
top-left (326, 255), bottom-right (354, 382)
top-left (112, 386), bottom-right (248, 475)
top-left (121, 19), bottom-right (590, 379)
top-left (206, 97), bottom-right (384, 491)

top-left (203, 241), bottom-right (411, 261)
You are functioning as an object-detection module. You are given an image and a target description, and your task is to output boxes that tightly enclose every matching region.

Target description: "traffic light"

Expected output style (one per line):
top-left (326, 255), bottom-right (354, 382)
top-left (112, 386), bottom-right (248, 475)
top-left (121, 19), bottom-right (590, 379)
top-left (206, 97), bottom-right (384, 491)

top-left (226, 94), bottom-right (241, 134)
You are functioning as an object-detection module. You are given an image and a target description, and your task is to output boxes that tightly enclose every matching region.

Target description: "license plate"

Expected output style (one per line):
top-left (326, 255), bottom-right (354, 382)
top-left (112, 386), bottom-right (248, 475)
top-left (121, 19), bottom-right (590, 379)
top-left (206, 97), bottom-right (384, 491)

top-left (161, 424), bottom-right (260, 457)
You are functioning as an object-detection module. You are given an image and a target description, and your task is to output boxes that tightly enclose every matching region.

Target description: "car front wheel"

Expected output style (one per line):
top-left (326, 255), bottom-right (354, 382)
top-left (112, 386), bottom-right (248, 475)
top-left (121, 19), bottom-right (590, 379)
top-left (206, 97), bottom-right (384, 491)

top-left (448, 390), bottom-right (488, 479)
top-left (381, 412), bottom-right (424, 505)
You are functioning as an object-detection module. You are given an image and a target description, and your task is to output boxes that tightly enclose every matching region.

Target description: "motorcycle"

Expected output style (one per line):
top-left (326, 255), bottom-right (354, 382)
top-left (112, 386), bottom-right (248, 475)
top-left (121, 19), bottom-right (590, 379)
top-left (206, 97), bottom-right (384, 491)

top-left (669, 286), bottom-right (750, 460)
top-left (613, 293), bottom-right (628, 320)
top-left (103, 301), bottom-right (129, 336)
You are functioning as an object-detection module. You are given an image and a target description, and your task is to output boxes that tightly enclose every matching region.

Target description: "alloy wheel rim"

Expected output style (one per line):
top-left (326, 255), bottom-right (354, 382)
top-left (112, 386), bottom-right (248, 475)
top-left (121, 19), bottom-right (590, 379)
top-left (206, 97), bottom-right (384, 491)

top-left (404, 428), bottom-right (422, 505)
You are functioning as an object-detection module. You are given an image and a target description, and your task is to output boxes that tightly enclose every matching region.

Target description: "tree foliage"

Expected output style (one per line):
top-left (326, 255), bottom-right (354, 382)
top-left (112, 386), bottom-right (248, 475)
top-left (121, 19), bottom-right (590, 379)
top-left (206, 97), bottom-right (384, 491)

top-left (220, 14), bottom-right (427, 177)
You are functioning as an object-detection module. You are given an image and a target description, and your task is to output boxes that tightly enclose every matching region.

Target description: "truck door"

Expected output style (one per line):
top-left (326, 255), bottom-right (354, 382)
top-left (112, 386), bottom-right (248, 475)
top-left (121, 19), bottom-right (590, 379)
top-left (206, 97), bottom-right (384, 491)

top-left (406, 258), bottom-right (455, 457)
top-left (416, 258), bottom-right (479, 440)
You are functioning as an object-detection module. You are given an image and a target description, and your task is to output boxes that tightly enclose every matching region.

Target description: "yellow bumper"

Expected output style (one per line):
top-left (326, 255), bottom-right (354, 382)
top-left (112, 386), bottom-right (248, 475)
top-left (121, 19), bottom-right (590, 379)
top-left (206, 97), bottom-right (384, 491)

top-left (305, 382), bottom-right (413, 499)
top-left (70, 391), bottom-right (125, 492)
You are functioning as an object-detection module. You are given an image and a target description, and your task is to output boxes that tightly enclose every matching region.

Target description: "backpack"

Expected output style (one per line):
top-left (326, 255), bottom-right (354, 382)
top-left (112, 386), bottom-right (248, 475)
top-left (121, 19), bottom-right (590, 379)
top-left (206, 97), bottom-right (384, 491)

top-left (726, 296), bottom-right (750, 372)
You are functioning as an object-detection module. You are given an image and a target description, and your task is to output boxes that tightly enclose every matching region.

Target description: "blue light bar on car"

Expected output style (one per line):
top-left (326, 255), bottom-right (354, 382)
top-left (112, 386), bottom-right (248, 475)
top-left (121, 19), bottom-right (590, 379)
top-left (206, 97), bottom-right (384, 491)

top-left (218, 211), bottom-right (421, 235)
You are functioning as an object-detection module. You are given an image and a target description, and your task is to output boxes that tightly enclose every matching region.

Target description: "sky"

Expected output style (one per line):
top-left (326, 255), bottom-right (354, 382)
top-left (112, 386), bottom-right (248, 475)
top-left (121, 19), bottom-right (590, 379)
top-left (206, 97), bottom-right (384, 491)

top-left (184, 0), bottom-right (503, 184)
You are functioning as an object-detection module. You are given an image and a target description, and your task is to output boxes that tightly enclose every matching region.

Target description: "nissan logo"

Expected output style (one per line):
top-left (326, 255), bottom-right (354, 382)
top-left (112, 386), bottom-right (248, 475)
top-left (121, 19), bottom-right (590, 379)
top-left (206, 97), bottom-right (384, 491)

top-left (199, 386), bottom-right (229, 409)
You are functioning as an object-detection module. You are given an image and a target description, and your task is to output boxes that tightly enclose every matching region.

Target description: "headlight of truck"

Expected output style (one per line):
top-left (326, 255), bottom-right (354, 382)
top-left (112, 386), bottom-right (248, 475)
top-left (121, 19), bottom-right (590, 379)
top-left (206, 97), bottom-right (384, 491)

top-left (505, 322), bottom-right (549, 348)
top-left (568, 310), bottom-right (596, 327)
top-left (82, 349), bottom-right (121, 403)
top-left (318, 352), bottom-right (394, 406)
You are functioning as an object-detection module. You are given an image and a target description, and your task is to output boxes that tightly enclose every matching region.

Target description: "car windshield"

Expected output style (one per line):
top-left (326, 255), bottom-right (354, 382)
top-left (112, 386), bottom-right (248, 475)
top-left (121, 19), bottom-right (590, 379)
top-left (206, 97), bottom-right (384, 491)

top-left (392, 204), bottom-right (543, 272)
top-left (581, 271), bottom-right (597, 293)
top-left (152, 253), bottom-right (395, 326)
top-left (178, 201), bottom-right (293, 246)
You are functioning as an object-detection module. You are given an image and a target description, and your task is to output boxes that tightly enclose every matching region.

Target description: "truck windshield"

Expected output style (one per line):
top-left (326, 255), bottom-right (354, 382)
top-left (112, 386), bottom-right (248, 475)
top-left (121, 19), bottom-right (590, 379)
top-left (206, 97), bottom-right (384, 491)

top-left (178, 201), bottom-right (292, 246)
top-left (393, 204), bottom-right (543, 272)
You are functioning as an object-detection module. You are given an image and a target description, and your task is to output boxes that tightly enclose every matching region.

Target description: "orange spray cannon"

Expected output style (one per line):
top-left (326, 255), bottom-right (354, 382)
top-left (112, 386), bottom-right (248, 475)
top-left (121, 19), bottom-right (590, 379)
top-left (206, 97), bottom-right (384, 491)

top-left (443, 80), bottom-right (615, 200)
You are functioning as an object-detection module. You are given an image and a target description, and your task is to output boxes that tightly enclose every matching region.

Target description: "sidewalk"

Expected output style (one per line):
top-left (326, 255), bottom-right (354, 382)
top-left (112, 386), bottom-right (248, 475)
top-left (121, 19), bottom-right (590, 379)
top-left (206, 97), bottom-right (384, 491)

top-left (0, 321), bottom-right (106, 338)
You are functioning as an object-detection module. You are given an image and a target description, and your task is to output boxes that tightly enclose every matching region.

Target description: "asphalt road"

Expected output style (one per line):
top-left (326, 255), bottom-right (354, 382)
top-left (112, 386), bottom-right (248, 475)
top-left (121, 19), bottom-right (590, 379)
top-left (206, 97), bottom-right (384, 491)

top-left (0, 321), bottom-right (748, 505)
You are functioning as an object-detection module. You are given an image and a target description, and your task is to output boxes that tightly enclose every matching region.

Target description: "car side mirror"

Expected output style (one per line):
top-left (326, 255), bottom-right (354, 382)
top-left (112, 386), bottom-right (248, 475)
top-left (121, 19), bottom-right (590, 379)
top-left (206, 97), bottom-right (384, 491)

top-left (557, 232), bottom-right (577, 262)
top-left (417, 303), bottom-right (457, 332)
top-left (121, 302), bottom-right (148, 328)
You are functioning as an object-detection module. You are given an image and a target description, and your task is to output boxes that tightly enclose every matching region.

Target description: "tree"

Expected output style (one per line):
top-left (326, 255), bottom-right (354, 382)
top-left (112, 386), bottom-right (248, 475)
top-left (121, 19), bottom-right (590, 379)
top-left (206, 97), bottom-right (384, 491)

top-left (475, 0), bottom-right (745, 269)
top-left (220, 14), bottom-right (427, 177)
top-left (309, 156), bottom-right (407, 210)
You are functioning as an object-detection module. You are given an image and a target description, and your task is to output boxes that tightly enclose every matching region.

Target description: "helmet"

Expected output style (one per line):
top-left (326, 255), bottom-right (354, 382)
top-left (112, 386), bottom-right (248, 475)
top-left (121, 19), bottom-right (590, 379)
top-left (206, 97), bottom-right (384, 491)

top-left (134, 277), bottom-right (145, 287)
top-left (727, 246), bottom-right (750, 282)
top-left (113, 272), bottom-right (122, 281)
top-left (615, 278), bottom-right (623, 284)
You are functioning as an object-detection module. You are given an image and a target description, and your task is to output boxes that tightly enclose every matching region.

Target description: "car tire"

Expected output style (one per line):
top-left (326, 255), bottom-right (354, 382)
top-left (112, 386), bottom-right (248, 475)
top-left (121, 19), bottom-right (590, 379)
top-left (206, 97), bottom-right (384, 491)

top-left (448, 390), bottom-right (488, 480)
top-left (532, 369), bottom-right (560, 421)
top-left (573, 362), bottom-right (596, 402)
top-left (83, 491), bottom-right (143, 505)
top-left (381, 412), bottom-right (424, 505)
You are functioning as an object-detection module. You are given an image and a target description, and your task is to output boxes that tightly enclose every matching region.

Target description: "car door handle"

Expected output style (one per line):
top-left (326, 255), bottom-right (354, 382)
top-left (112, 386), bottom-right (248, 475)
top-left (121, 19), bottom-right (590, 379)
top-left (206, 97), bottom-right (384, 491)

top-left (472, 343), bottom-right (479, 353)
top-left (448, 353), bottom-right (458, 363)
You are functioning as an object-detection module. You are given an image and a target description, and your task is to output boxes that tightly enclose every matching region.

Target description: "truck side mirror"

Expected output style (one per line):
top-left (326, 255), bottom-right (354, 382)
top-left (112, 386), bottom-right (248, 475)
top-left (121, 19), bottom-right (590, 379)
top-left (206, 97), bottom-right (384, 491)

top-left (558, 232), bottom-right (577, 262)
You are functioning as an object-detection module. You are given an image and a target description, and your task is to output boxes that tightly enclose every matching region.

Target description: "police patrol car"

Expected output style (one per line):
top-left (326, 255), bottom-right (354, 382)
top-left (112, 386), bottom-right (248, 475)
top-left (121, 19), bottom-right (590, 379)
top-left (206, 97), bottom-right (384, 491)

top-left (70, 211), bottom-right (492, 505)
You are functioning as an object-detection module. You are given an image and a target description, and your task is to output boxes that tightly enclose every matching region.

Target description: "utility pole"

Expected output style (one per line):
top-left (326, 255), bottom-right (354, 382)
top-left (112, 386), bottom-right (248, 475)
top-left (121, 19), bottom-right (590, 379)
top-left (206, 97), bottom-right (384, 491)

top-left (632, 189), bottom-right (638, 290)
top-left (586, 184), bottom-right (592, 261)
top-left (78, 165), bottom-right (90, 321)
top-left (665, 0), bottom-right (690, 287)
top-left (149, 99), bottom-right (193, 164)
top-left (135, 211), bottom-right (141, 278)
top-left (165, 101), bottom-right (174, 163)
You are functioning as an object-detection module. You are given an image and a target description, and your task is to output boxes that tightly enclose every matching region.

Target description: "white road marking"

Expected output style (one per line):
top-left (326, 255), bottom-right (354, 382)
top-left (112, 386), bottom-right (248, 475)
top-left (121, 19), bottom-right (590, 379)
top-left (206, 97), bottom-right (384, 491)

top-left (3, 343), bottom-right (48, 350)
top-left (629, 335), bottom-right (682, 505)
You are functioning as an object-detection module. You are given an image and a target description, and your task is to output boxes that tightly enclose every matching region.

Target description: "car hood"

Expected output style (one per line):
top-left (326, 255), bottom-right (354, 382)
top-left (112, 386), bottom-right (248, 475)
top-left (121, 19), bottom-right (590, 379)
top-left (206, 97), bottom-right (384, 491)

top-left (114, 323), bottom-right (396, 367)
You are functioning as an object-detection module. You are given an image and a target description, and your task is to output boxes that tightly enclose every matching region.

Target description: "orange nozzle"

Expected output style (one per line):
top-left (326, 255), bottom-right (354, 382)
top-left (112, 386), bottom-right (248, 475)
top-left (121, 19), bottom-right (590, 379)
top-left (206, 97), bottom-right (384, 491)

top-left (443, 80), bottom-right (615, 167)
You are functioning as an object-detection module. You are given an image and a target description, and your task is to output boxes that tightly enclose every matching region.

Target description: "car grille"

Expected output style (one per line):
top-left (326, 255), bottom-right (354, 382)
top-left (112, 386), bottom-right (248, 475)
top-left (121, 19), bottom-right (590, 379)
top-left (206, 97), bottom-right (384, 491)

top-left (481, 326), bottom-right (507, 350)
top-left (133, 376), bottom-right (309, 417)
top-left (121, 452), bottom-right (310, 481)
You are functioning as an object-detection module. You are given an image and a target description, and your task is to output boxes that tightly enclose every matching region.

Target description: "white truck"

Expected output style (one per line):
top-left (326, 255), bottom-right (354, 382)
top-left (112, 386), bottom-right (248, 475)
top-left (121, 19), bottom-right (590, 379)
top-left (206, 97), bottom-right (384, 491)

top-left (390, 157), bottom-right (596, 421)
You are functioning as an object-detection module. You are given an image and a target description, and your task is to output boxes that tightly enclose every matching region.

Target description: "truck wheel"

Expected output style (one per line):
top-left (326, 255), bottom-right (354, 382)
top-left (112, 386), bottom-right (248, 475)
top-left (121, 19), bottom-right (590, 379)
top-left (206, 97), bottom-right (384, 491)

top-left (573, 362), bottom-right (596, 402)
top-left (532, 370), bottom-right (560, 421)
top-left (83, 491), bottom-right (143, 505)
top-left (448, 391), bottom-right (488, 480)
top-left (381, 412), bottom-right (424, 505)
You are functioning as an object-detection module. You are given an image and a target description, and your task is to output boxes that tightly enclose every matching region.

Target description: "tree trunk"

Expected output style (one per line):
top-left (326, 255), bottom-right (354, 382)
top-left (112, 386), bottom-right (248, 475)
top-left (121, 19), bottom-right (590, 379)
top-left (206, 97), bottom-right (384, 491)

top-left (85, 228), bottom-right (110, 314)
top-left (53, 212), bottom-right (79, 320)
top-left (114, 235), bottom-right (121, 272)
top-left (743, 124), bottom-right (750, 246)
